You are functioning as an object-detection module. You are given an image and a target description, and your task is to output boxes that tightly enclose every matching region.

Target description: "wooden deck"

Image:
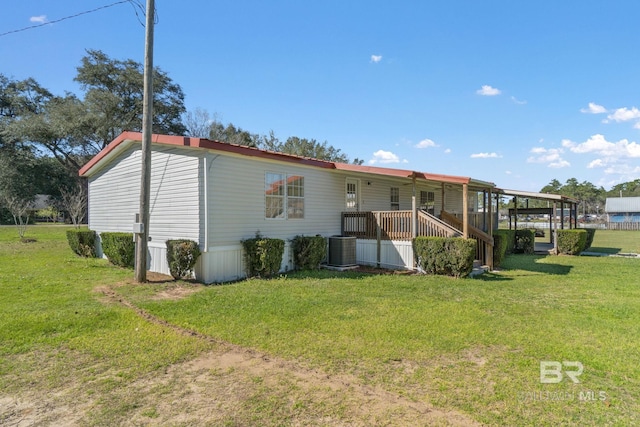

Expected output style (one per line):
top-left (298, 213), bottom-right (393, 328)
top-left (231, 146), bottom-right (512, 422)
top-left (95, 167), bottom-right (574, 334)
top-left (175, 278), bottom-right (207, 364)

top-left (341, 210), bottom-right (494, 268)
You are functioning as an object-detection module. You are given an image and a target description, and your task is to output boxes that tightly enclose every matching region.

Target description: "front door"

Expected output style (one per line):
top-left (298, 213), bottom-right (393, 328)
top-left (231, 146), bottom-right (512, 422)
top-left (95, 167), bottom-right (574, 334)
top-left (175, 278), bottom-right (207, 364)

top-left (345, 178), bottom-right (360, 211)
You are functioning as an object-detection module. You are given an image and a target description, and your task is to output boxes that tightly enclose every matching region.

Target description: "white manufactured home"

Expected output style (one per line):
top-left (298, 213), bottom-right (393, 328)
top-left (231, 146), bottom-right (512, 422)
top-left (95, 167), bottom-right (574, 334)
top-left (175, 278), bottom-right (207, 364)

top-left (80, 132), bottom-right (497, 283)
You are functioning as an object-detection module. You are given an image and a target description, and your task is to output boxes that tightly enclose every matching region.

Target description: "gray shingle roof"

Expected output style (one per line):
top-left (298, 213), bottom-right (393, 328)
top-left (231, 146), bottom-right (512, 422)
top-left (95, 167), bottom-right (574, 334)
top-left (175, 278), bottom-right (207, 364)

top-left (605, 197), bottom-right (640, 213)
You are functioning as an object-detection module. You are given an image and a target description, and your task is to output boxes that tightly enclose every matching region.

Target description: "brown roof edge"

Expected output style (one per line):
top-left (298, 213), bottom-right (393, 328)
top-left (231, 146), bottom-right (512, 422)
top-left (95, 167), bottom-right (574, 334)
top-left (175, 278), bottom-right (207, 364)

top-left (79, 131), bottom-right (335, 177)
top-left (333, 163), bottom-right (480, 185)
top-left (79, 132), bottom-right (495, 188)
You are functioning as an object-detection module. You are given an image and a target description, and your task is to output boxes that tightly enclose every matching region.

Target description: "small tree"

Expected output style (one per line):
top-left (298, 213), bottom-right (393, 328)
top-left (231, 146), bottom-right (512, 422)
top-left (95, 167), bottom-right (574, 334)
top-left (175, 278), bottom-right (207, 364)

top-left (59, 183), bottom-right (87, 229)
top-left (2, 195), bottom-right (32, 239)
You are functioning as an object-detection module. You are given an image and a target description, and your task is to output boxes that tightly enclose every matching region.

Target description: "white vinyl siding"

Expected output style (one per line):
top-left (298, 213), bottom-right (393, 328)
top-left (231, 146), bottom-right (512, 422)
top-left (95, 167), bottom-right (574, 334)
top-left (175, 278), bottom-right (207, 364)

top-left (206, 152), bottom-right (344, 248)
top-left (88, 144), bottom-right (201, 245)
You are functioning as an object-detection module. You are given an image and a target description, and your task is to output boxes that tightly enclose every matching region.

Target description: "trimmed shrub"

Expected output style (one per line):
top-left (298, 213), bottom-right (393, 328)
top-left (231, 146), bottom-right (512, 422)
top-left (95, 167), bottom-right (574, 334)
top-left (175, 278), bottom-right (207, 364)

top-left (241, 233), bottom-right (285, 278)
top-left (290, 235), bottom-right (326, 270)
top-left (492, 232), bottom-right (508, 268)
top-left (493, 229), bottom-right (515, 254)
top-left (413, 236), bottom-right (476, 278)
top-left (557, 229), bottom-right (587, 255)
top-left (66, 230), bottom-right (96, 258)
top-left (514, 229), bottom-right (535, 254)
top-left (584, 228), bottom-right (596, 249)
top-left (101, 232), bottom-right (135, 268)
top-left (166, 239), bottom-right (201, 279)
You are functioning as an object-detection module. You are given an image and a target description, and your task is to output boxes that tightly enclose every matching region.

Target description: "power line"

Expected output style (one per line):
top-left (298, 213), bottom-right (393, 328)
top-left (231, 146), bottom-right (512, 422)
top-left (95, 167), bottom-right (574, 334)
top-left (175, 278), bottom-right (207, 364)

top-left (0, 0), bottom-right (150, 38)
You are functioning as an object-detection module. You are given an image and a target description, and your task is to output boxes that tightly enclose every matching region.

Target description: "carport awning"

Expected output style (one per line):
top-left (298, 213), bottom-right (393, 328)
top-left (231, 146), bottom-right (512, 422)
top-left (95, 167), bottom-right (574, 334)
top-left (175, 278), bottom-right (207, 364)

top-left (496, 188), bottom-right (578, 204)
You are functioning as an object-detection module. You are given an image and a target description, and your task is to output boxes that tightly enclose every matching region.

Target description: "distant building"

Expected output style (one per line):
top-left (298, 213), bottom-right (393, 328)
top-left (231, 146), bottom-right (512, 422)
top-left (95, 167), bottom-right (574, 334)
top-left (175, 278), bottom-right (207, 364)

top-left (605, 197), bottom-right (640, 230)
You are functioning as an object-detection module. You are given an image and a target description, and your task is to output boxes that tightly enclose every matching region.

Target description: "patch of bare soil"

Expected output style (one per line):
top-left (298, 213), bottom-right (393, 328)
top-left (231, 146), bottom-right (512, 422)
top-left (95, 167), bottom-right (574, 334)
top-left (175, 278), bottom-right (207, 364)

top-left (0, 287), bottom-right (480, 426)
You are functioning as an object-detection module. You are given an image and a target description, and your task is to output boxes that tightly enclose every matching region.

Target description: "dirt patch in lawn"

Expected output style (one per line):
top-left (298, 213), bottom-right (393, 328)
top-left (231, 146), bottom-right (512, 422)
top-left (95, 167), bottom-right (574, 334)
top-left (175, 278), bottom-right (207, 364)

top-left (0, 286), bottom-right (479, 426)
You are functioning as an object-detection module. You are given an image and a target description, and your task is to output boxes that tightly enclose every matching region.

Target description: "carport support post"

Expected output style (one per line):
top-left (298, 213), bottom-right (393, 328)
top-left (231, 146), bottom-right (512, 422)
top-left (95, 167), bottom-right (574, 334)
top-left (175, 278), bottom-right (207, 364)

top-left (375, 211), bottom-right (381, 268)
top-left (487, 188), bottom-right (494, 270)
top-left (553, 201), bottom-right (558, 254)
top-left (462, 183), bottom-right (469, 239)
top-left (411, 175), bottom-right (417, 268)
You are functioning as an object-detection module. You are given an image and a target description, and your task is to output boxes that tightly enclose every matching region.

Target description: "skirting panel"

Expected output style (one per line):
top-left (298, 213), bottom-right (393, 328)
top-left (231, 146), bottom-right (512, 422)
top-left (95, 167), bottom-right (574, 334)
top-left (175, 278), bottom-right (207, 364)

top-left (198, 243), bottom-right (295, 284)
top-left (148, 243), bottom-right (171, 276)
top-left (356, 239), bottom-right (414, 270)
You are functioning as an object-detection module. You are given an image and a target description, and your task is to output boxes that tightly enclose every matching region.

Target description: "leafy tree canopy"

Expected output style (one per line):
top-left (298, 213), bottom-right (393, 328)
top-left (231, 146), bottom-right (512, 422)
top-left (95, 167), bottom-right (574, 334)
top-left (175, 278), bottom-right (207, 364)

top-left (76, 49), bottom-right (187, 147)
top-left (1, 50), bottom-right (187, 178)
top-left (183, 108), bottom-right (363, 164)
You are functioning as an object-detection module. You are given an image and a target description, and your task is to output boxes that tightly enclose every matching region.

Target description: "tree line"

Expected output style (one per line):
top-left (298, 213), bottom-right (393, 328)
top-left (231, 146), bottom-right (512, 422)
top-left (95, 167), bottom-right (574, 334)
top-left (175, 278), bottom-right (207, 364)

top-left (521, 178), bottom-right (640, 216)
top-left (0, 50), bottom-right (362, 226)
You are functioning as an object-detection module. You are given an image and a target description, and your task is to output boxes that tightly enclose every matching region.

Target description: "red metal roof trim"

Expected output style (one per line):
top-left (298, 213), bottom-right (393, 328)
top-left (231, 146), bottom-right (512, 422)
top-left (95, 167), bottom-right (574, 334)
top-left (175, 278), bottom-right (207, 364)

top-left (79, 132), bottom-right (491, 188)
top-left (79, 132), bottom-right (335, 176)
top-left (333, 163), bottom-right (472, 185)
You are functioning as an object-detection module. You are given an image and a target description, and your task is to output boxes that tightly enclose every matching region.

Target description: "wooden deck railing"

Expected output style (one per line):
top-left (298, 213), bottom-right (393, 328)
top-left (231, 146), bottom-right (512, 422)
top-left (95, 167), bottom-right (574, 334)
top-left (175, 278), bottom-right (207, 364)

top-left (450, 212), bottom-right (487, 231)
top-left (342, 210), bottom-right (413, 240)
top-left (341, 209), bottom-right (494, 268)
top-left (441, 210), bottom-right (494, 267)
top-left (417, 209), bottom-right (461, 238)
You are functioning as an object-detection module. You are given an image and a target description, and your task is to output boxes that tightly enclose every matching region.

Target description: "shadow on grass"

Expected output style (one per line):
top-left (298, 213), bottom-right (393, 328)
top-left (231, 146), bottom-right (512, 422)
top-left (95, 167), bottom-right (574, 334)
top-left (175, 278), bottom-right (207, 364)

top-left (586, 246), bottom-right (621, 254)
top-left (473, 272), bottom-right (513, 282)
top-left (496, 255), bottom-right (573, 276)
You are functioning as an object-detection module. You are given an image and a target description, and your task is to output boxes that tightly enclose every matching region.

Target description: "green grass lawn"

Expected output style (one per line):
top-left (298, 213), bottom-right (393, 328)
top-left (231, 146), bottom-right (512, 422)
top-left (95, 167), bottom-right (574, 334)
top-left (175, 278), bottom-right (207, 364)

top-left (587, 228), bottom-right (640, 254)
top-left (2, 225), bottom-right (639, 425)
top-left (0, 225), bottom-right (213, 424)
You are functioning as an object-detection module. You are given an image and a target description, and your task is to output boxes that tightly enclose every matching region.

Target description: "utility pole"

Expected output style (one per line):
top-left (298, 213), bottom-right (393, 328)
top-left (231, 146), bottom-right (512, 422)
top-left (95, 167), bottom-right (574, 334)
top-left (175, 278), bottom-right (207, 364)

top-left (135, 0), bottom-right (155, 283)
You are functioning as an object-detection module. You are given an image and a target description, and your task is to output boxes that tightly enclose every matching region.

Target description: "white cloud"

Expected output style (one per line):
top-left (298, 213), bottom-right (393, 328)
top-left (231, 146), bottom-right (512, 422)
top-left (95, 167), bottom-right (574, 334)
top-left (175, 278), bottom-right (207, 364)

top-left (415, 138), bottom-right (437, 149)
top-left (511, 96), bottom-right (527, 105)
top-left (369, 149), bottom-right (400, 164)
top-left (370, 55), bottom-right (382, 63)
top-left (505, 170), bottom-right (512, 175)
top-left (562, 134), bottom-right (640, 158)
top-left (476, 85), bottom-right (501, 96)
top-left (30, 15), bottom-right (47, 24)
top-left (580, 102), bottom-right (607, 114)
top-left (444, 148), bottom-right (452, 154)
top-left (603, 164), bottom-right (640, 176)
top-left (549, 160), bottom-right (571, 168)
top-left (470, 152), bottom-right (501, 158)
top-left (527, 147), bottom-right (570, 168)
top-left (588, 159), bottom-right (605, 168)
top-left (605, 107), bottom-right (640, 124)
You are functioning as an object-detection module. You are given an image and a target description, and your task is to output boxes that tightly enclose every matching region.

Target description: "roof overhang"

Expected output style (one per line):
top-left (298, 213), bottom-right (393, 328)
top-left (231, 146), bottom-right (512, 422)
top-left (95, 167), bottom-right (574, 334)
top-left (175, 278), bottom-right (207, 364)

top-left (79, 132), bottom-right (495, 189)
top-left (496, 188), bottom-right (578, 203)
top-left (79, 131), bottom-right (335, 177)
top-left (333, 163), bottom-right (495, 188)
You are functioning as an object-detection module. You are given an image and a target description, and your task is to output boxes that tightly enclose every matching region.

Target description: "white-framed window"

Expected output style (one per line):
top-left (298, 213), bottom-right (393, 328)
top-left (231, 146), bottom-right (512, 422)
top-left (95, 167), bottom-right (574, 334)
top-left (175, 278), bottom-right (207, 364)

top-left (346, 180), bottom-right (358, 210)
top-left (265, 172), bottom-right (304, 219)
top-left (390, 187), bottom-right (400, 210)
top-left (420, 190), bottom-right (435, 214)
top-left (287, 175), bottom-right (304, 219)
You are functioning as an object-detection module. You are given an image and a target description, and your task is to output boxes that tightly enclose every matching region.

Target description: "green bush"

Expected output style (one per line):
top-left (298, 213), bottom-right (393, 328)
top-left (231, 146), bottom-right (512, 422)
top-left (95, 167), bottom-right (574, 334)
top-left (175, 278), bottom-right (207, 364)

top-left (241, 233), bottom-right (285, 278)
top-left (494, 229), bottom-right (515, 254)
top-left (514, 229), bottom-right (535, 254)
top-left (166, 240), bottom-right (201, 279)
top-left (413, 236), bottom-right (476, 278)
top-left (583, 228), bottom-right (596, 249)
top-left (492, 232), bottom-right (508, 268)
top-left (290, 235), bottom-right (326, 270)
top-left (66, 230), bottom-right (96, 258)
top-left (101, 232), bottom-right (135, 268)
top-left (557, 229), bottom-right (587, 255)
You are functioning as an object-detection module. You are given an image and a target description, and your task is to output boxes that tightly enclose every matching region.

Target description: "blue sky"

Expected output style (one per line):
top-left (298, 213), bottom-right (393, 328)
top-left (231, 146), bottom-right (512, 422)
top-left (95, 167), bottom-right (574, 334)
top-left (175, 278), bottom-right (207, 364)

top-left (2, 1), bottom-right (640, 191)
